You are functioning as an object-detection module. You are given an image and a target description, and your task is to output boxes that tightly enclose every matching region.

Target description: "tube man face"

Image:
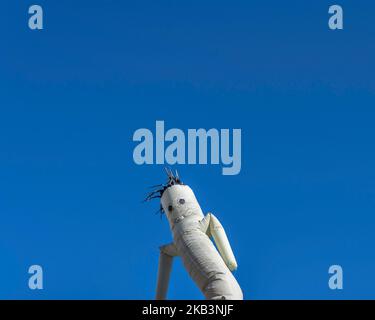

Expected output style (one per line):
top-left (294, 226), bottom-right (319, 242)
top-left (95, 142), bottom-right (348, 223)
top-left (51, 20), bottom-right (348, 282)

top-left (161, 184), bottom-right (205, 227)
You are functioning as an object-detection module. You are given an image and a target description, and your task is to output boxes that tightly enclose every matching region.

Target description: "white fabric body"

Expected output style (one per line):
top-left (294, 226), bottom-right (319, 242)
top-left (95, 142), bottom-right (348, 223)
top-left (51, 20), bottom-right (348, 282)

top-left (159, 184), bottom-right (243, 300)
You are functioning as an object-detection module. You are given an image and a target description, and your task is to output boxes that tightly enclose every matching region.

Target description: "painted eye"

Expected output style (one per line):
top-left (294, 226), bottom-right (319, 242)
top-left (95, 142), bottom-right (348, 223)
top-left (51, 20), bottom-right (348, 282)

top-left (179, 199), bottom-right (185, 205)
top-left (168, 205), bottom-right (173, 212)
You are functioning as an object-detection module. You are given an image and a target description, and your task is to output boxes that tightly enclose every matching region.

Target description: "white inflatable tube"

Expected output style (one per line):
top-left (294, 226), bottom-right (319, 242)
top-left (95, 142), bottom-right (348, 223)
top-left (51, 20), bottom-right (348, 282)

top-left (158, 184), bottom-right (243, 300)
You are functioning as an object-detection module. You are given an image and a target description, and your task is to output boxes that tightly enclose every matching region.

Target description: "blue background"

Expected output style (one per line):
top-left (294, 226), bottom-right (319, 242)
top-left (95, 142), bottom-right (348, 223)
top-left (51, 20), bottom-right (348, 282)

top-left (1, 1), bottom-right (375, 299)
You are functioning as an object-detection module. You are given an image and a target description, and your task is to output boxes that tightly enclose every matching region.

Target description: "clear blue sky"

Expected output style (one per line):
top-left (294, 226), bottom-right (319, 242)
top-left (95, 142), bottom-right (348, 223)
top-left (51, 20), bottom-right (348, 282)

top-left (1, 1), bottom-right (375, 299)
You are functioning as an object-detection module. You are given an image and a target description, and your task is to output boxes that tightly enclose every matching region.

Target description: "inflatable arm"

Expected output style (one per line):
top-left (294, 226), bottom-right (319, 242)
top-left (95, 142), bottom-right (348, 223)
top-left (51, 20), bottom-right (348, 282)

top-left (155, 243), bottom-right (178, 300)
top-left (208, 213), bottom-right (238, 271)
